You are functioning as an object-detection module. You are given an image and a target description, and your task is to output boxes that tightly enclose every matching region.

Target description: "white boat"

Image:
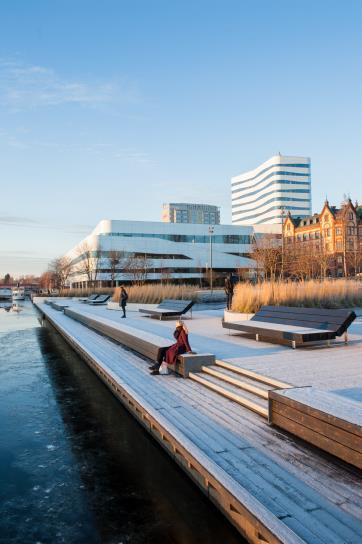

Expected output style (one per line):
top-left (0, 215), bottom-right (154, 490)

top-left (12, 287), bottom-right (25, 301)
top-left (0, 287), bottom-right (13, 300)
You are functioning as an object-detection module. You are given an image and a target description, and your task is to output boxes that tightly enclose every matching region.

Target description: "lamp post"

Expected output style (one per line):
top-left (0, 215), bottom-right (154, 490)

top-left (208, 225), bottom-right (215, 293)
top-left (280, 206), bottom-right (286, 279)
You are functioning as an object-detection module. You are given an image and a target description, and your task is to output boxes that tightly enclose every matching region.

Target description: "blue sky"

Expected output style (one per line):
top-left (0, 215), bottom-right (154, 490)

top-left (0, 0), bottom-right (361, 276)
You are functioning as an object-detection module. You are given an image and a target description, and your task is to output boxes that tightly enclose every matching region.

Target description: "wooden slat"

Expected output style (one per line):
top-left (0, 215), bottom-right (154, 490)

top-left (271, 411), bottom-right (362, 470)
top-left (189, 372), bottom-right (268, 418)
top-left (272, 401), bottom-right (362, 453)
top-left (215, 360), bottom-right (293, 390)
top-left (269, 389), bottom-right (362, 437)
top-left (201, 366), bottom-right (269, 399)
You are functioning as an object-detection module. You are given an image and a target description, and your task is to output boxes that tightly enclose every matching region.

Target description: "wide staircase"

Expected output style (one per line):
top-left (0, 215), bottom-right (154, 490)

top-left (189, 360), bottom-right (293, 419)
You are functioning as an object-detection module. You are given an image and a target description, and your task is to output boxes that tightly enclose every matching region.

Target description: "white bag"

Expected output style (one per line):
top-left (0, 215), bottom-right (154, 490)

top-left (159, 362), bottom-right (169, 375)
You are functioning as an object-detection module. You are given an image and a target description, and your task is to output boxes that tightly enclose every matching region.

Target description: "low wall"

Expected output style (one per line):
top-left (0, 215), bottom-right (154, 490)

top-left (223, 309), bottom-right (255, 322)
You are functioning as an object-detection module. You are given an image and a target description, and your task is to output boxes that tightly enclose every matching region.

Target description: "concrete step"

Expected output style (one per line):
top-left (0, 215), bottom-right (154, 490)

top-left (189, 372), bottom-right (268, 418)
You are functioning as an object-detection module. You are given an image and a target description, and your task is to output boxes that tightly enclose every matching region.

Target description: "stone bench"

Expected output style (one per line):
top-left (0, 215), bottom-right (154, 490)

top-left (269, 386), bottom-right (362, 469)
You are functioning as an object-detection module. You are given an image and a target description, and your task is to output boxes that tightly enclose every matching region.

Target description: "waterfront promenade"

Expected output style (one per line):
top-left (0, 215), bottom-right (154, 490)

top-left (34, 299), bottom-right (362, 544)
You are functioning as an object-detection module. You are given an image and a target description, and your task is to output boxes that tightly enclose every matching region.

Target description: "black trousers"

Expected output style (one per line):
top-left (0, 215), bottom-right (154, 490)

top-left (156, 347), bottom-right (169, 366)
top-left (226, 292), bottom-right (233, 310)
top-left (120, 302), bottom-right (126, 316)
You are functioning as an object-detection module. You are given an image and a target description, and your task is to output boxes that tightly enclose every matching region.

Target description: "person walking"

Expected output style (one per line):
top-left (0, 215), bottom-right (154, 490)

top-left (119, 286), bottom-right (128, 318)
top-left (224, 273), bottom-right (234, 310)
top-left (150, 320), bottom-right (192, 375)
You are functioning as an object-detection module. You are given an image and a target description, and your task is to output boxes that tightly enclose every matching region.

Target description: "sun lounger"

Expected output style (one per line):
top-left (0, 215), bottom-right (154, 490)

top-left (139, 299), bottom-right (194, 320)
top-left (87, 294), bottom-right (111, 305)
top-left (79, 294), bottom-right (99, 303)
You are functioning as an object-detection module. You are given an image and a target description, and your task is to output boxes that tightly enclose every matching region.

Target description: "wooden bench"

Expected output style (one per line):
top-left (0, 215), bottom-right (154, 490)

top-left (269, 387), bottom-right (362, 469)
top-left (50, 301), bottom-right (70, 311)
top-left (139, 299), bottom-right (194, 320)
top-left (86, 294), bottom-right (111, 305)
top-left (79, 293), bottom-right (99, 303)
top-left (222, 305), bottom-right (357, 348)
top-left (64, 308), bottom-right (214, 375)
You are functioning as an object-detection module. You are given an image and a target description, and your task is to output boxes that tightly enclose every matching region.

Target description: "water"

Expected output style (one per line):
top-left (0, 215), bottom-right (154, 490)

top-left (0, 302), bottom-right (244, 544)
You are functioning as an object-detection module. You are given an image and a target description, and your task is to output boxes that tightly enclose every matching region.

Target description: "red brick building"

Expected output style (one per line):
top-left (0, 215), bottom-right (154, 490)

top-left (283, 199), bottom-right (362, 277)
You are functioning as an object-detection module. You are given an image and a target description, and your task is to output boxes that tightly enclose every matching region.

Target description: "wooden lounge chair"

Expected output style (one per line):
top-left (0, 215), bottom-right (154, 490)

top-left (79, 293), bottom-right (99, 303)
top-left (222, 305), bottom-right (356, 348)
top-left (139, 299), bottom-right (194, 320)
top-left (87, 294), bottom-right (111, 305)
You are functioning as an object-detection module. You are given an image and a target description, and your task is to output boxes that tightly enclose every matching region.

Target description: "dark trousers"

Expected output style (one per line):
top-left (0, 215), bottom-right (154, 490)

top-left (156, 346), bottom-right (170, 367)
top-left (120, 302), bottom-right (126, 316)
top-left (226, 292), bottom-right (233, 310)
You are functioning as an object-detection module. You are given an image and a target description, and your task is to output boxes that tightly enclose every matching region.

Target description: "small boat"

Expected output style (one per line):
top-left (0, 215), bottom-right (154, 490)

top-left (0, 287), bottom-right (13, 300)
top-left (12, 287), bottom-right (25, 301)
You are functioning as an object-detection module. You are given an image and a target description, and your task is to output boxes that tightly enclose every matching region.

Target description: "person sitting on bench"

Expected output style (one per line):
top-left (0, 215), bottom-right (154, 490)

top-left (150, 320), bottom-right (192, 375)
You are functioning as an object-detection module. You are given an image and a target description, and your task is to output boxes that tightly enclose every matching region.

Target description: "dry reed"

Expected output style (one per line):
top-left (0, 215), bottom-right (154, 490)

top-left (113, 284), bottom-right (198, 304)
top-left (232, 279), bottom-right (362, 313)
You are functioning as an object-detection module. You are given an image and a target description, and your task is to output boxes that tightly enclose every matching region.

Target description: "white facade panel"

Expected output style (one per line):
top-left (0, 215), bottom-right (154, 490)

top-left (231, 155), bottom-right (312, 225)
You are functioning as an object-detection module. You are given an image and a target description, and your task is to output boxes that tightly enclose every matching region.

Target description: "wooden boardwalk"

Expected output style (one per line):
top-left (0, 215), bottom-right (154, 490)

top-left (35, 301), bottom-right (362, 544)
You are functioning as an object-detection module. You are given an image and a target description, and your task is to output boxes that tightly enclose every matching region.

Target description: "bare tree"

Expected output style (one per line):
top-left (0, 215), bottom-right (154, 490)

top-left (251, 235), bottom-right (281, 280)
top-left (75, 242), bottom-right (104, 288)
top-left (124, 254), bottom-right (151, 285)
top-left (108, 250), bottom-right (126, 287)
top-left (39, 271), bottom-right (55, 292)
top-left (48, 256), bottom-right (73, 290)
top-left (315, 245), bottom-right (332, 279)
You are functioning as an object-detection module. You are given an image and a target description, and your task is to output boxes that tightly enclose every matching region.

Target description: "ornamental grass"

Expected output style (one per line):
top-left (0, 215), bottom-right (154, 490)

top-left (231, 279), bottom-right (362, 314)
top-left (113, 283), bottom-right (197, 304)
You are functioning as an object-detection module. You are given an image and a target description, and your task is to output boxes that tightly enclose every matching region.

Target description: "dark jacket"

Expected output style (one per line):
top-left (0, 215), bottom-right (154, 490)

top-left (165, 327), bottom-right (192, 365)
top-left (224, 277), bottom-right (234, 295)
top-left (119, 290), bottom-right (128, 307)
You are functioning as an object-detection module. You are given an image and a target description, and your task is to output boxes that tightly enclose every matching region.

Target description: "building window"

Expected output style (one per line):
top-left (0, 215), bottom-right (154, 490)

top-left (336, 241), bottom-right (342, 250)
top-left (336, 227), bottom-right (342, 235)
top-left (349, 212), bottom-right (353, 220)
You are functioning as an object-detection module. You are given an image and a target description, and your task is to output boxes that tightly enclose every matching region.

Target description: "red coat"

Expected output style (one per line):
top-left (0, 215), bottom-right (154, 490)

top-left (165, 327), bottom-right (191, 365)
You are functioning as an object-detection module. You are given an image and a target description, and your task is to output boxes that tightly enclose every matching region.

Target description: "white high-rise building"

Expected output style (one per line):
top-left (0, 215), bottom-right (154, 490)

top-left (231, 155), bottom-right (312, 225)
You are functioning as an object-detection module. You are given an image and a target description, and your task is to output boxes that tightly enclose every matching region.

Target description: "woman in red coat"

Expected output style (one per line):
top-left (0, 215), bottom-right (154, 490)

top-left (150, 321), bottom-right (192, 375)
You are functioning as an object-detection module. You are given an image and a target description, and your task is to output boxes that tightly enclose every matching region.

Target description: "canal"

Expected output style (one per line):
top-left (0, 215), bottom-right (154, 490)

top-left (0, 302), bottom-right (244, 544)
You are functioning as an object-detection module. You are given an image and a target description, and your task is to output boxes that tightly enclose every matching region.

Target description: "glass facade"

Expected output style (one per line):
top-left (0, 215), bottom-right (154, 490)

top-left (99, 232), bottom-right (251, 244)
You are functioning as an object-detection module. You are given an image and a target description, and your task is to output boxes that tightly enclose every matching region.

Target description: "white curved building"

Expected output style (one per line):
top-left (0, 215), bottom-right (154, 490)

top-left (231, 155), bottom-right (312, 225)
top-left (65, 219), bottom-right (256, 288)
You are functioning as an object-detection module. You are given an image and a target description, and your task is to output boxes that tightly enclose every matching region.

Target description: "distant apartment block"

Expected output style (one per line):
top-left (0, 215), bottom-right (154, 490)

top-left (231, 155), bottom-right (312, 225)
top-left (162, 203), bottom-right (220, 224)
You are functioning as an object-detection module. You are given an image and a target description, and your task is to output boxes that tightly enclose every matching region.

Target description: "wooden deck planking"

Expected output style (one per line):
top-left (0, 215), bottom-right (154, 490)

top-left (63, 308), bottom-right (362, 504)
top-left (66, 312), bottom-right (360, 508)
top-left (35, 302), bottom-right (362, 542)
